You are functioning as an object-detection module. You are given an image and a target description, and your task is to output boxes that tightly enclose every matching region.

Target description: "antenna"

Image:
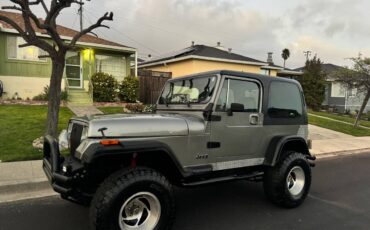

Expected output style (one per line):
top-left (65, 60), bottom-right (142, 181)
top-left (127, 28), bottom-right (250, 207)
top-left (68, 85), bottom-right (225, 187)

top-left (303, 51), bottom-right (312, 61)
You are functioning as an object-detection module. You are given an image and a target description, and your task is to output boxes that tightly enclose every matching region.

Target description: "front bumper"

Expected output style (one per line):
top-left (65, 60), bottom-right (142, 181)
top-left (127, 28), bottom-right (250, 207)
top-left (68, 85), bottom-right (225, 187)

top-left (42, 135), bottom-right (80, 195)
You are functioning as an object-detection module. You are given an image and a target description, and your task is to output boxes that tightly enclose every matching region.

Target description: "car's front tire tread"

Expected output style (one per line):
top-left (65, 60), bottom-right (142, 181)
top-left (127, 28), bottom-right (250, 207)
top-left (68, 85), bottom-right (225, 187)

top-left (90, 167), bottom-right (175, 230)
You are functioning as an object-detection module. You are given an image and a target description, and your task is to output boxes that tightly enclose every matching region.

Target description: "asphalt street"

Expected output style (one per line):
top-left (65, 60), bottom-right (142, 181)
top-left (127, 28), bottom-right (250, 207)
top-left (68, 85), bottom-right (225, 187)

top-left (1, 152), bottom-right (370, 230)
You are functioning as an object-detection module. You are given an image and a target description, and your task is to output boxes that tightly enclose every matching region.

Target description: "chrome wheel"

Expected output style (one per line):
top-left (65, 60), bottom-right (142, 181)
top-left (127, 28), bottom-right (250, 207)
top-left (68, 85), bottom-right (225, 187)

top-left (119, 192), bottom-right (161, 230)
top-left (286, 166), bottom-right (305, 196)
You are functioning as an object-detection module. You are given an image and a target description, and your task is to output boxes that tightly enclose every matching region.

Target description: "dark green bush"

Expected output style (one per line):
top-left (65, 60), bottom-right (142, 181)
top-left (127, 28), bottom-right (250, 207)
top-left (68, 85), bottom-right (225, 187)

top-left (91, 72), bottom-right (118, 102)
top-left (118, 76), bottom-right (139, 103)
top-left (33, 85), bottom-right (68, 101)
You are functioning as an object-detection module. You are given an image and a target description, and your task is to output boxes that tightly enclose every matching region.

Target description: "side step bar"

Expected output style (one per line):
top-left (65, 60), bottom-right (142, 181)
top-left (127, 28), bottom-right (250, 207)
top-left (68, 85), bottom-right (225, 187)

top-left (182, 171), bottom-right (264, 187)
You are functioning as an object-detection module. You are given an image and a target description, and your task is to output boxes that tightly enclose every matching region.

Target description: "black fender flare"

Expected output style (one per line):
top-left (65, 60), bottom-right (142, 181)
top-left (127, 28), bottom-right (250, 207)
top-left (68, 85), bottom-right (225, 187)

top-left (81, 140), bottom-right (188, 177)
top-left (264, 135), bottom-right (315, 166)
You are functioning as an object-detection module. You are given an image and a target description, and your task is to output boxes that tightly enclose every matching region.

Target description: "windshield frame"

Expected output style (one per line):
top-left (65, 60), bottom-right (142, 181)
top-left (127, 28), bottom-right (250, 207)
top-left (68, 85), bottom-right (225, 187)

top-left (157, 74), bottom-right (219, 106)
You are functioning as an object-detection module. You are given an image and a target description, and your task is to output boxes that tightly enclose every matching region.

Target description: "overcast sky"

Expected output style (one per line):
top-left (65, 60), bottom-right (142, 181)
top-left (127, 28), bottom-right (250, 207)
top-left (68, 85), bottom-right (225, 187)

top-left (1, 0), bottom-right (369, 68)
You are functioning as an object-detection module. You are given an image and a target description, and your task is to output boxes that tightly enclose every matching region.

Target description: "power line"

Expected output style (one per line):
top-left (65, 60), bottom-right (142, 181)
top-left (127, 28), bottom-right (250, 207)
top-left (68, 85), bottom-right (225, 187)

top-left (83, 9), bottom-right (160, 54)
top-left (71, 12), bottom-right (79, 31)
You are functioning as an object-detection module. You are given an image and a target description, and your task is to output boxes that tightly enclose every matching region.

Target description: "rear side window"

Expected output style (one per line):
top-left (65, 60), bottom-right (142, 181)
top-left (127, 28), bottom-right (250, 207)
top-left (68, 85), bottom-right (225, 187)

top-left (268, 81), bottom-right (303, 118)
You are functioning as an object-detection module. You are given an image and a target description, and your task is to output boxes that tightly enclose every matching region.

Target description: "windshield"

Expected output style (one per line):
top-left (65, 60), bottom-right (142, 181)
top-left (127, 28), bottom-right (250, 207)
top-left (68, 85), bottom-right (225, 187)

top-left (158, 76), bottom-right (217, 105)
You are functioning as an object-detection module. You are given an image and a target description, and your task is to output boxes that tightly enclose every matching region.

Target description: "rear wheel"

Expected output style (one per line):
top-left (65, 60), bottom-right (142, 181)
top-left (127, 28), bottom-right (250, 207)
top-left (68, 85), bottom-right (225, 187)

top-left (90, 167), bottom-right (175, 230)
top-left (263, 152), bottom-right (311, 208)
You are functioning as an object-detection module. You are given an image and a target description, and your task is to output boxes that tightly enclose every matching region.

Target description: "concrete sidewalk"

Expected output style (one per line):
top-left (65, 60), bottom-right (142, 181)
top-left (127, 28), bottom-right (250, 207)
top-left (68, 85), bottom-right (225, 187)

top-left (308, 124), bottom-right (370, 156)
top-left (0, 160), bottom-right (56, 203)
top-left (1, 124), bottom-right (370, 203)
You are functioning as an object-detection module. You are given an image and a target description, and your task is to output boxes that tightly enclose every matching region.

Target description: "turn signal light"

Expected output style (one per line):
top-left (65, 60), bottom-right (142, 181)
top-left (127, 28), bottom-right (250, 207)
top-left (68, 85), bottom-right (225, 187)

top-left (100, 139), bottom-right (120, 146)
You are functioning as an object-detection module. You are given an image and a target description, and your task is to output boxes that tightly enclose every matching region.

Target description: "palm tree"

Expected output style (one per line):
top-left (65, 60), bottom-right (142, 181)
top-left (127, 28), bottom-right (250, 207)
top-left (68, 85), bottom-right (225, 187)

top-left (282, 48), bottom-right (290, 68)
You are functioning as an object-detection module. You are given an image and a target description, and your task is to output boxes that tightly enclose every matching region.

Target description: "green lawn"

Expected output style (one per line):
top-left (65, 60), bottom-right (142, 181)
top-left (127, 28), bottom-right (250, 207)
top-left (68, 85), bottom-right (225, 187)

top-left (98, 106), bottom-right (124, 114)
top-left (0, 105), bottom-right (73, 162)
top-left (309, 110), bottom-right (370, 128)
top-left (308, 115), bottom-right (370, 136)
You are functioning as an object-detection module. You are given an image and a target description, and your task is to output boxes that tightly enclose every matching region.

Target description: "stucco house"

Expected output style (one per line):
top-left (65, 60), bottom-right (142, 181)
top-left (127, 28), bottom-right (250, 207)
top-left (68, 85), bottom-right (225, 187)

top-left (138, 42), bottom-right (302, 79)
top-left (295, 63), bottom-right (370, 113)
top-left (0, 11), bottom-right (137, 105)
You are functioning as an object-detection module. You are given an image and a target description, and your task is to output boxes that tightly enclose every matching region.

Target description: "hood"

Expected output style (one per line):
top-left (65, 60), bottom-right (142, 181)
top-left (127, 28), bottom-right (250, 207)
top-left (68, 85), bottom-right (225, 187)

top-left (85, 113), bottom-right (205, 138)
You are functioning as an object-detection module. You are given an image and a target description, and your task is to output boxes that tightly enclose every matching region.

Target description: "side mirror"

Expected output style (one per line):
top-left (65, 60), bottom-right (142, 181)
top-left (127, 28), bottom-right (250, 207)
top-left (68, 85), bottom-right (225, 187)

top-left (227, 103), bottom-right (244, 116)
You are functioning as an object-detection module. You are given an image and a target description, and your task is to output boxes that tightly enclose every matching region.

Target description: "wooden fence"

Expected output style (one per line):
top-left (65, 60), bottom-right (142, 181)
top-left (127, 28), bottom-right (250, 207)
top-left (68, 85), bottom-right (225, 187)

top-left (137, 70), bottom-right (172, 104)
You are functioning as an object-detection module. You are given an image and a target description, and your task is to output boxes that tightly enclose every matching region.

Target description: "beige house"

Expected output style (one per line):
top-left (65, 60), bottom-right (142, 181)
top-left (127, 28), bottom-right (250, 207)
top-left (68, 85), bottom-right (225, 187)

top-left (138, 43), bottom-right (301, 78)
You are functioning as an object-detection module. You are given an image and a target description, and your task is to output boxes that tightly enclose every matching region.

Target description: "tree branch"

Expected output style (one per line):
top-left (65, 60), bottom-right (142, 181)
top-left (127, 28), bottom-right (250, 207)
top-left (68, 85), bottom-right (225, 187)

top-left (18, 43), bottom-right (33, 48)
top-left (38, 54), bottom-right (51, 59)
top-left (69, 12), bottom-right (113, 47)
top-left (0, 15), bottom-right (27, 36)
top-left (29, 0), bottom-right (49, 13)
top-left (1, 5), bottom-right (22, 11)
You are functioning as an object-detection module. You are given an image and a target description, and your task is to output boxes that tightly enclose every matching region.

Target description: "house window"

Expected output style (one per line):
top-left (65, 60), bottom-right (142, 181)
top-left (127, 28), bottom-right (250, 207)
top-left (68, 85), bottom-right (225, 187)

top-left (260, 69), bottom-right (270, 76)
top-left (95, 55), bottom-right (126, 81)
top-left (7, 36), bottom-right (47, 62)
top-left (331, 82), bottom-right (345, 97)
top-left (348, 87), bottom-right (357, 97)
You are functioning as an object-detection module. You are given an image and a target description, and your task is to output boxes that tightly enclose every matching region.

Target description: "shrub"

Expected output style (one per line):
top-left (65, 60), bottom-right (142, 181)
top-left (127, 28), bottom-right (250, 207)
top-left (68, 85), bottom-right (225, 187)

top-left (118, 76), bottom-right (139, 103)
top-left (33, 85), bottom-right (68, 101)
top-left (91, 72), bottom-right (118, 102)
top-left (124, 103), bottom-right (145, 113)
top-left (142, 104), bottom-right (156, 113)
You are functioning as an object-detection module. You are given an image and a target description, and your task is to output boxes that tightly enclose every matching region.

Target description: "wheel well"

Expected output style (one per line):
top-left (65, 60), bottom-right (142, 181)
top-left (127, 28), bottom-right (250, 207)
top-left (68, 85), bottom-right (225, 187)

top-left (282, 139), bottom-right (309, 154)
top-left (278, 139), bottom-right (310, 162)
top-left (135, 151), bottom-right (184, 185)
top-left (86, 150), bottom-right (184, 191)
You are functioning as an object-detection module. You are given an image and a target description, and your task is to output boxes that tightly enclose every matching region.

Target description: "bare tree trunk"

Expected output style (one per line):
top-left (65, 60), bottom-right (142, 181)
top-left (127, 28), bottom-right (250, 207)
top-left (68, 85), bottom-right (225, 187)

top-left (283, 59), bottom-right (286, 68)
top-left (46, 56), bottom-right (66, 137)
top-left (354, 90), bottom-right (370, 128)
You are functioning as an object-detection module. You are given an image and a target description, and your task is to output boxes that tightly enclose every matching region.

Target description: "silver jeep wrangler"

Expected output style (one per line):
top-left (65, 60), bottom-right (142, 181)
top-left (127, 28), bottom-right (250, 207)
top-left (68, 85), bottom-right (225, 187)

top-left (43, 70), bottom-right (315, 230)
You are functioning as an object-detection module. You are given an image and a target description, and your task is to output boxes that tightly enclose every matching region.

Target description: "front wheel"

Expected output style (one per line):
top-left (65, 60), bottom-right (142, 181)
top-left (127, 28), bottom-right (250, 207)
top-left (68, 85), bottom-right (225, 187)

top-left (263, 152), bottom-right (312, 208)
top-left (90, 168), bottom-right (175, 230)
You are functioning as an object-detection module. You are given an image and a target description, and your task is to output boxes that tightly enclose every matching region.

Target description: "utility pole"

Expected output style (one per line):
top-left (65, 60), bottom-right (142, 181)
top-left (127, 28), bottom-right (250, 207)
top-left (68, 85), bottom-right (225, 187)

top-left (77, 0), bottom-right (90, 31)
top-left (303, 51), bottom-right (312, 61)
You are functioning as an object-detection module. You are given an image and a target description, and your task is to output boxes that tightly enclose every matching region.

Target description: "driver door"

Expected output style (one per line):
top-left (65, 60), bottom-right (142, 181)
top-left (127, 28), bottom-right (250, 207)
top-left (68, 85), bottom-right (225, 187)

top-left (209, 76), bottom-right (264, 170)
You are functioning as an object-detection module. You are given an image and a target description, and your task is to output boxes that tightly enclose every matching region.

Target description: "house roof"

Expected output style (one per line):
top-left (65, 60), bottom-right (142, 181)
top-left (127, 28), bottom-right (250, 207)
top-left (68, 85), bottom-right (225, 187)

top-left (294, 63), bottom-right (345, 74)
top-left (261, 63), bottom-right (303, 76)
top-left (0, 10), bottom-right (133, 50)
top-left (139, 44), bottom-right (267, 67)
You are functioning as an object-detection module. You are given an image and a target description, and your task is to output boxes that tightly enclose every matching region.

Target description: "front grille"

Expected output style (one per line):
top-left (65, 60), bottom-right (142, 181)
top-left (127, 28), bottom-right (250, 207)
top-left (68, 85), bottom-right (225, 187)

top-left (70, 123), bottom-right (83, 156)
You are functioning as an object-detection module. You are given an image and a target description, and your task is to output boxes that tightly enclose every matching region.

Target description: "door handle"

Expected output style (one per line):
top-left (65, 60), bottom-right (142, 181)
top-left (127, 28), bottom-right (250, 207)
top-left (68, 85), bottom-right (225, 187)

top-left (249, 114), bottom-right (259, 125)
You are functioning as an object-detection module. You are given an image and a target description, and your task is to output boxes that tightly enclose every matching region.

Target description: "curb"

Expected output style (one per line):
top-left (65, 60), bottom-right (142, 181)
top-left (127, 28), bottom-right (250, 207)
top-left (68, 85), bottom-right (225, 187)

top-left (314, 148), bottom-right (370, 159)
top-left (0, 179), bottom-right (49, 194)
top-left (0, 179), bottom-right (57, 204)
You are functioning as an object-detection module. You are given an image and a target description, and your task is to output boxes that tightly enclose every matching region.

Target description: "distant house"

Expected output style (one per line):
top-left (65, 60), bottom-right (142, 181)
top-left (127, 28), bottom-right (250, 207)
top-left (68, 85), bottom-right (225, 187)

top-left (138, 43), bottom-right (302, 79)
top-left (295, 63), bottom-right (370, 113)
top-left (0, 11), bottom-right (137, 105)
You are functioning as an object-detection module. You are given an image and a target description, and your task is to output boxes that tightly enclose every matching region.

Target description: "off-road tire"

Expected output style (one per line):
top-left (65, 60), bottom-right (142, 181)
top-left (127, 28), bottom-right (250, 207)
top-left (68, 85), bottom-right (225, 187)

top-left (263, 152), bottom-right (311, 208)
top-left (90, 167), bottom-right (175, 230)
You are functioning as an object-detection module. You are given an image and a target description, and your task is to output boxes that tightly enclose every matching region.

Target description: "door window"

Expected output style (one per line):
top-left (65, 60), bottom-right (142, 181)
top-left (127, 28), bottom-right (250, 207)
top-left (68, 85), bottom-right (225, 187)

top-left (216, 78), bottom-right (260, 112)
